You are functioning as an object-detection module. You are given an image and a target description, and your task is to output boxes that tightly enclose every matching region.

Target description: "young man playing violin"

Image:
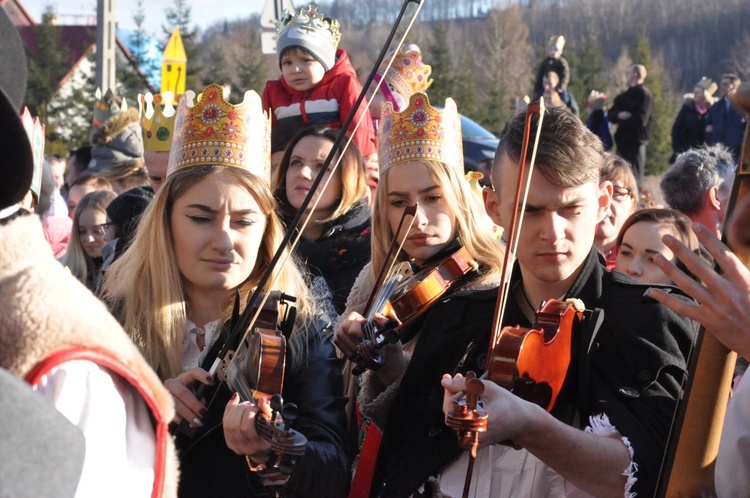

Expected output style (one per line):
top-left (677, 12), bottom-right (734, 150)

top-left (438, 106), bottom-right (698, 497)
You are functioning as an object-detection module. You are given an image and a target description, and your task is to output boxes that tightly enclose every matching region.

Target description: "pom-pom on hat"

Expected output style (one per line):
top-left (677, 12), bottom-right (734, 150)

top-left (378, 92), bottom-right (463, 174)
top-left (276, 4), bottom-right (341, 72)
top-left (168, 83), bottom-right (272, 181)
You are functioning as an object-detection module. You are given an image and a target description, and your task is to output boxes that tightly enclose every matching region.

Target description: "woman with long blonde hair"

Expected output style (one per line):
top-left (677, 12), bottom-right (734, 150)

top-left (61, 189), bottom-right (116, 292)
top-left (104, 85), bottom-right (350, 497)
top-left (334, 93), bottom-right (504, 496)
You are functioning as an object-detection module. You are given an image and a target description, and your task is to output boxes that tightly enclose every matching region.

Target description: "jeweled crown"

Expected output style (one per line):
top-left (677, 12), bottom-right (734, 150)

top-left (378, 49), bottom-right (432, 100)
top-left (276, 4), bottom-right (341, 49)
top-left (20, 107), bottom-right (44, 199)
top-left (378, 92), bottom-right (463, 173)
top-left (139, 92), bottom-right (179, 152)
top-left (93, 87), bottom-right (127, 127)
top-left (168, 84), bottom-right (271, 180)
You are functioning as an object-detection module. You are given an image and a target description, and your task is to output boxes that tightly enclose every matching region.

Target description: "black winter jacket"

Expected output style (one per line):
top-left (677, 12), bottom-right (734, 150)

top-left (370, 249), bottom-right (697, 498)
top-left (175, 320), bottom-right (352, 498)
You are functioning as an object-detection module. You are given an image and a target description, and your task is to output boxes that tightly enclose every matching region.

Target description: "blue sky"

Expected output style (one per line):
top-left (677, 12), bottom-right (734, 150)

top-left (23, 0), bottom-right (267, 35)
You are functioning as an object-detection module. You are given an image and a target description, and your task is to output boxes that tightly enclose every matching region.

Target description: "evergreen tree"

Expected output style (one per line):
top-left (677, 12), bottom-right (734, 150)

top-left (426, 22), bottom-right (455, 106)
top-left (566, 35), bottom-right (608, 111)
top-left (236, 34), bottom-right (268, 94)
top-left (635, 36), bottom-right (674, 176)
top-left (201, 39), bottom-right (233, 88)
top-left (451, 51), bottom-right (478, 118)
top-left (46, 52), bottom-right (97, 152)
top-left (25, 7), bottom-right (68, 124)
top-left (131, 0), bottom-right (158, 87)
top-left (162, 0), bottom-right (202, 91)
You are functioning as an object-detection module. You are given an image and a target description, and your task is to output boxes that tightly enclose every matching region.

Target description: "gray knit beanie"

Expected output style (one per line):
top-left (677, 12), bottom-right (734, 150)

top-left (275, 5), bottom-right (341, 72)
top-left (276, 26), bottom-right (336, 72)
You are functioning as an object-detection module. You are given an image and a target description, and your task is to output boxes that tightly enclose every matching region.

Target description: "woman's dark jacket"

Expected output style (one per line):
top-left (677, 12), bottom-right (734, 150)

top-left (287, 200), bottom-right (371, 314)
top-left (671, 98), bottom-right (710, 161)
top-left (175, 318), bottom-right (351, 497)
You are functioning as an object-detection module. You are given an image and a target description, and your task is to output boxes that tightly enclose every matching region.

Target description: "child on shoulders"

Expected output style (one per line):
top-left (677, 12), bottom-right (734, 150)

top-left (262, 4), bottom-right (376, 158)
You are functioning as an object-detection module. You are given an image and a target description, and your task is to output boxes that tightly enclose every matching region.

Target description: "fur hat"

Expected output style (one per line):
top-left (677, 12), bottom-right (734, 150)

top-left (0, 7), bottom-right (33, 210)
top-left (276, 4), bottom-right (341, 72)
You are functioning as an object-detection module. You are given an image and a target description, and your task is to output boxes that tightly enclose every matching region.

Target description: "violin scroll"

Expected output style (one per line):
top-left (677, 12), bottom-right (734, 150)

top-left (252, 394), bottom-right (308, 482)
top-left (446, 372), bottom-right (488, 457)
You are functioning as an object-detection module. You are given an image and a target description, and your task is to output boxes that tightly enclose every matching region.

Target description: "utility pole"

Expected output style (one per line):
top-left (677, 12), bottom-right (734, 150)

top-left (95, 0), bottom-right (116, 92)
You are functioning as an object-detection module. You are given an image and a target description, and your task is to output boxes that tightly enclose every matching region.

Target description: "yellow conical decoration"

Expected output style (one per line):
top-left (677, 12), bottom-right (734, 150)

top-left (161, 28), bottom-right (187, 103)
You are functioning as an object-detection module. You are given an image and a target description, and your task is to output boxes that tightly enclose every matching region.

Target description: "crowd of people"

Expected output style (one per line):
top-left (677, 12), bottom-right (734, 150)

top-left (2, 3), bottom-right (750, 498)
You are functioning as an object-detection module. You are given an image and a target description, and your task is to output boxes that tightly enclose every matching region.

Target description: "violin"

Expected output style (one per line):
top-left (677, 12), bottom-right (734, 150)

top-left (224, 291), bottom-right (307, 483)
top-left (488, 298), bottom-right (584, 412)
top-left (350, 245), bottom-right (481, 375)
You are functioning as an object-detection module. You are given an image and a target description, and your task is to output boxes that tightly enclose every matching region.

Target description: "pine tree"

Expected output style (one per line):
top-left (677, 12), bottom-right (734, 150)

top-left (426, 22), bottom-right (455, 106)
top-left (635, 36), bottom-right (674, 176)
top-left (201, 39), bottom-right (233, 88)
top-left (236, 34), bottom-right (268, 94)
top-left (25, 7), bottom-right (69, 124)
top-left (162, 0), bottom-right (202, 91)
top-left (566, 35), bottom-right (608, 110)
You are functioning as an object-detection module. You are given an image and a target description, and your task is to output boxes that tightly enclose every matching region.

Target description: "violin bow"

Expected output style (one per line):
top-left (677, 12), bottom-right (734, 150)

top-left (446, 99), bottom-right (546, 497)
top-left (486, 98), bottom-right (546, 363)
top-left (194, 0), bottom-right (426, 413)
top-left (655, 84), bottom-right (750, 497)
top-left (362, 204), bottom-right (418, 318)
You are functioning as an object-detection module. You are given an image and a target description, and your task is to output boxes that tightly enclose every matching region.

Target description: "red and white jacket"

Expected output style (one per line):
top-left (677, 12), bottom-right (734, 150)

top-left (262, 49), bottom-right (377, 157)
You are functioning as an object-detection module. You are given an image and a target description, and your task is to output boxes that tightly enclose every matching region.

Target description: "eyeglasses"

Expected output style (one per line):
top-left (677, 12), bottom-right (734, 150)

top-left (78, 223), bottom-right (113, 238)
top-left (612, 185), bottom-right (633, 202)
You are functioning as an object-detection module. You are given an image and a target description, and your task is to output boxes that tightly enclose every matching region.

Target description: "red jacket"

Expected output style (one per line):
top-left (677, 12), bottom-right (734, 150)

top-left (262, 49), bottom-right (376, 157)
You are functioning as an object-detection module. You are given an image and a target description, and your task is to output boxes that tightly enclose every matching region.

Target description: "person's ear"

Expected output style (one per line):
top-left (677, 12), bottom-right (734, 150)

top-left (707, 185), bottom-right (722, 211)
top-left (483, 186), bottom-right (503, 227)
top-left (597, 181), bottom-right (613, 224)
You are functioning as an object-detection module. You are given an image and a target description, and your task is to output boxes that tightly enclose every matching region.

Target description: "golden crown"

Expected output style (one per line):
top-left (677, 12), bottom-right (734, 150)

top-left (276, 4), bottom-right (341, 48)
top-left (20, 107), bottom-right (45, 199)
top-left (139, 92), bottom-right (179, 152)
top-left (378, 92), bottom-right (463, 173)
top-left (168, 84), bottom-right (271, 180)
top-left (378, 49), bottom-right (432, 100)
top-left (93, 87), bottom-right (127, 127)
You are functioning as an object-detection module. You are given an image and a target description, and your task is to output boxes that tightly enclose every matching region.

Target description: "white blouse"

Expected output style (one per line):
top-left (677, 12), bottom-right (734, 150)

top-left (181, 318), bottom-right (222, 372)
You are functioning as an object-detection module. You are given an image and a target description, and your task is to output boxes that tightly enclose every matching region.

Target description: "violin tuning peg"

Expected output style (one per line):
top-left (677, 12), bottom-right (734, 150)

top-left (281, 402), bottom-right (299, 423)
top-left (270, 394), bottom-right (284, 413)
top-left (466, 378), bottom-right (485, 397)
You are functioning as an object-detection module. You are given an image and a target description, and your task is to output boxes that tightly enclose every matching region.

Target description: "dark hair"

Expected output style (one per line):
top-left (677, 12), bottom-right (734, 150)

top-left (67, 146), bottom-right (92, 178)
top-left (616, 208), bottom-right (698, 251)
top-left (272, 126), bottom-right (367, 222)
top-left (493, 105), bottom-right (603, 188)
top-left (600, 153), bottom-right (638, 210)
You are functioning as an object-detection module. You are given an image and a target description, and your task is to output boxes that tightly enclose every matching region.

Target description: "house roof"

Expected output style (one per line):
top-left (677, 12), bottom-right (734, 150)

top-left (0, 0), bottom-right (34, 26)
top-left (17, 25), bottom-right (155, 91)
